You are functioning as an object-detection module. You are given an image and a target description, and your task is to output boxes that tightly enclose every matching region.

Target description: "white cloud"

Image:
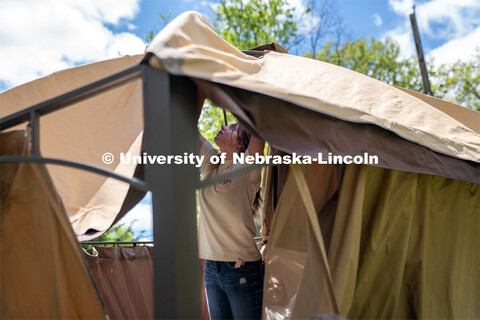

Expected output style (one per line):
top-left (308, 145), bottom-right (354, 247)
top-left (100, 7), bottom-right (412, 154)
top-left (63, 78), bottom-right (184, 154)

top-left (117, 203), bottom-right (153, 235)
top-left (384, 27), bottom-right (416, 59)
top-left (74, 0), bottom-right (140, 25)
top-left (116, 192), bottom-right (153, 239)
top-left (373, 14), bottom-right (383, 27)
top-left (416, 0), bottom-right (480, 40)
top-left (385, 0), bottom-right (480, 63)
top-left (389, 0), bottom-right (414, 15)
top-left (127, 23), bottom-right (138, 31)
top-left (200, 0), bottom-right (219, 12)
top-left (428, 26), bottom-right (480, 64)
top-left (0, 0), bottom-right (145, 89)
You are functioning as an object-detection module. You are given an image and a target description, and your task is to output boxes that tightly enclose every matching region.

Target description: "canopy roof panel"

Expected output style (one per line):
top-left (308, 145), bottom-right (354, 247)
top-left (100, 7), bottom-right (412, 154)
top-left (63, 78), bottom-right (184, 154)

top-left (0, 55), bottom-right (144, 239)
top-left (146, 11), bottom-right (480, 164)
top-left (1, 11), bottom-right (478, 241)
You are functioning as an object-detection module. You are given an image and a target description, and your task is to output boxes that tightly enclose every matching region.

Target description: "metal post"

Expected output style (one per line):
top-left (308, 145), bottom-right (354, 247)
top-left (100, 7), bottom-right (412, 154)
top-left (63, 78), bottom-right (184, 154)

top-left (29, 111), bottom-right (40, 155)
top-left (410, 6), bottom-right (433, 96)
top-left (141, 64), bottom-right (201, 319)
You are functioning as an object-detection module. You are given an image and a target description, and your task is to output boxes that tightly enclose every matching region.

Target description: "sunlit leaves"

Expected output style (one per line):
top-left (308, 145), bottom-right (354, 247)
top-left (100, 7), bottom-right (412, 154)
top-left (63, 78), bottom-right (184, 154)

top-left (431, 51), bottom-right (480, 111)
top-left (213, 0), bottom-right (297, 50)
top-left (82, 222), bottom-right (143, 249)
top-left (198, 100), bottom-right (237, 146)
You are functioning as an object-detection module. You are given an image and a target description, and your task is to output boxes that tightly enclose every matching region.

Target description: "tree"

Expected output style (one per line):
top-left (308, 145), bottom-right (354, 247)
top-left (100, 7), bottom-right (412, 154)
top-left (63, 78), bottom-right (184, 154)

top-left (81, 222), bottom-right (142, 250)
top-left (431, 51), bottom-right (480, 111)
top-left (292, 0), bottom-right (348, 59)
top-left (309, 37), bottom-right (423, 91)
top-left (308, 38), bottom-right (478, 110)
top-left (213, 0), bottom-right (297, 50)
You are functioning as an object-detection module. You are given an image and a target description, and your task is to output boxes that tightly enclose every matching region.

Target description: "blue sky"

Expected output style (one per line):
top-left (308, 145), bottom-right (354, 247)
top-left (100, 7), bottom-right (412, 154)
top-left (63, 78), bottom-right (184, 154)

top-left (128, 0), bottom-right (480, 61)
top-left (1, 0), bottom-right (479, 92)
top-left (133, 0), bottom-right (397, 42)
top-left (1, 0), bottom-right (479, 239)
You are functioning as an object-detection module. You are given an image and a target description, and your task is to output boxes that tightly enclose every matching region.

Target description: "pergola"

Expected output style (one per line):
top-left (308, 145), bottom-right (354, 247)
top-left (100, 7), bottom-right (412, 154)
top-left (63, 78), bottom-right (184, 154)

top-left (1, 10), bottom-right (478, 320)
top-left (0, 61), bottom-right (256, 318)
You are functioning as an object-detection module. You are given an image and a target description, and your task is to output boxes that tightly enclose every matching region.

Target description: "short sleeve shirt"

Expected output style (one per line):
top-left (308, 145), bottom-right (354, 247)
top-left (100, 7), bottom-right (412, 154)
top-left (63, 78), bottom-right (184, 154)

top-left (198, 140), bottom-right (261, 261)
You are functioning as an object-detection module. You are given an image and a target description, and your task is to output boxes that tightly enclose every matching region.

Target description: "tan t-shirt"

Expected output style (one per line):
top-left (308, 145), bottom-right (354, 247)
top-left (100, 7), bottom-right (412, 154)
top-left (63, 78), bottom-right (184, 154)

top-left (198, 140), bottom-right (262, 262)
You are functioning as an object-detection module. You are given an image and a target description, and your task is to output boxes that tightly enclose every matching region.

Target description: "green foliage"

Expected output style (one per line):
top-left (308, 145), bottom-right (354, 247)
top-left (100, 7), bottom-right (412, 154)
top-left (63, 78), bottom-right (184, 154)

top-left (81, 222), bottom-right (140, 250)
top-left (431, 51), bottom-right (480, 111)
top-left (309, 38), bottom-right (423, 91)
top-left (213, 0), bottom-right (297, 49)
top-left (198, 100), bottom-right (237, 146)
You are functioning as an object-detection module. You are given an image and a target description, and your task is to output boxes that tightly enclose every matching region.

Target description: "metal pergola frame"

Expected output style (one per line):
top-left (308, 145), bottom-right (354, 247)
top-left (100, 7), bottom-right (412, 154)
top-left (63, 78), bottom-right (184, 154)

top-left (0, 56), bottom-right (265, 319)
top-left (1, 63), bottom-right (200, 318)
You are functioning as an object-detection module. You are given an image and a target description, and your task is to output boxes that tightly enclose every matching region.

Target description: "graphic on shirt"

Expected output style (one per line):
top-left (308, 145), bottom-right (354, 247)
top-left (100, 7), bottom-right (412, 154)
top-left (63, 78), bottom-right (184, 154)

top-left (219, 178), bottom-right (232, 186)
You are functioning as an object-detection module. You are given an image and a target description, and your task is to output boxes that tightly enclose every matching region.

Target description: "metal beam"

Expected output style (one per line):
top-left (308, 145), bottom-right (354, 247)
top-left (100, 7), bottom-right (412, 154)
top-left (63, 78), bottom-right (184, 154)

top-left (80, 241), bottom-right (154, 246)
top-left (0, 156), bottom-right (148, 192)
top-left (141, 64), bottom-right (200, 319)
top-left (241, 50), bottom-right (265, 58)
top-left (29, 111), bottom-right (40, 155)
top-left (410, 7), bottom-right (432, 96)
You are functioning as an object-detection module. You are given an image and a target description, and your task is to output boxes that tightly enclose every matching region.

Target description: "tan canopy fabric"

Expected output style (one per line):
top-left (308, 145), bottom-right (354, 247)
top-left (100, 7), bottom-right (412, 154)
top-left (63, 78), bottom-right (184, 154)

top-left (394, 86), bottom-right (480, 134)
top-left (146, 11), bottom-right (479, 166)
top-left (264, 164), bottom-right (340, 318)
top-left (0, 55), bottom-right (144, 240)
top-left (0, 130), bottom-right (105, 319)
top-left (195, 79), bottom-right (478, 183)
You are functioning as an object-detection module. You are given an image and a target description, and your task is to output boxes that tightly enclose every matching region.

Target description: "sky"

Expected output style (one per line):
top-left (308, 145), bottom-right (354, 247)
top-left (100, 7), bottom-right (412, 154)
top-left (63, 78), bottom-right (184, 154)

top-left (1, 0), bottom-right (479, 92)
top-left (1, 0), bottom-right (479, 239)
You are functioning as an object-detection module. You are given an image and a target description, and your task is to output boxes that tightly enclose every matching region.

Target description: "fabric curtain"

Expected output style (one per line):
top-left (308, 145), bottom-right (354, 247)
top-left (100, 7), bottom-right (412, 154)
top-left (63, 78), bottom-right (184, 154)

top-left (0, 130), bottom-right (105, 319)
top-left (83, 246), bottom-right (154, 319)
top-left (263, 164), bottom-right (339, 319)
top-left (264, 163), bottom-right (479, 319)
top-left (330, 165), bottom-right (479, 319)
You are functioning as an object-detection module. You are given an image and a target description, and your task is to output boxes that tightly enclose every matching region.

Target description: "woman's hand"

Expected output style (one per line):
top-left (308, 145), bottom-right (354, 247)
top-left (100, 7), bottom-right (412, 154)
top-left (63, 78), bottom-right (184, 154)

top-left (260, 240), bottom-right (268, 260)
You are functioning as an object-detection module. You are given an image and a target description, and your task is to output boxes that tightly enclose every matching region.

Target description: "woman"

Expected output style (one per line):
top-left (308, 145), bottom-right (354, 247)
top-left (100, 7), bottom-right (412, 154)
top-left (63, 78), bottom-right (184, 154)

top-left (198, 120), bottom-right (265, 320)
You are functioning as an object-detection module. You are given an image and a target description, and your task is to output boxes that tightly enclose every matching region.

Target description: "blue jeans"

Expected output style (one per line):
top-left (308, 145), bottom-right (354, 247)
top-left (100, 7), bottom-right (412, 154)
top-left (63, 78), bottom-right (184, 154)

top-left (204, 259), bottom-right (264, 319)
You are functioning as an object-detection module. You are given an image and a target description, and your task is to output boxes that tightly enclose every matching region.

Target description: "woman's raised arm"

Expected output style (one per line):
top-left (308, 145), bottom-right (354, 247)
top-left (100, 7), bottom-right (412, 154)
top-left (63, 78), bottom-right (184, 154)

top-left (248, 135), bottom-right (265, 157)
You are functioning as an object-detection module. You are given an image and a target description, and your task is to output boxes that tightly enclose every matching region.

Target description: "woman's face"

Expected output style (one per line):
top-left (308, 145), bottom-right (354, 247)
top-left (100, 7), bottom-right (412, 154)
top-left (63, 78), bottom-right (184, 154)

top-left (214, 124), bottom-right (240, 152)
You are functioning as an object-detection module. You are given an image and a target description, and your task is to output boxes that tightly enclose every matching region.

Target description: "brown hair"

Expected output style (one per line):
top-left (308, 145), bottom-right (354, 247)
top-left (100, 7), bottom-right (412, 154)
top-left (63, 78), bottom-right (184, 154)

top-left (235, 122), bottom-right (250, 153)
